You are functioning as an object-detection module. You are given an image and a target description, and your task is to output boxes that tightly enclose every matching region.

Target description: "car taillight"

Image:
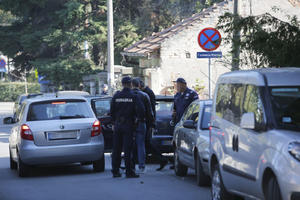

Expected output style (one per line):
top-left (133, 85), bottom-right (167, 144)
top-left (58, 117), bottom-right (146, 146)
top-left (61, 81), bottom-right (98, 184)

top-left (91, 120), bottom-right (101, 137)
top-left (20, 124), bottom-right (34, 140)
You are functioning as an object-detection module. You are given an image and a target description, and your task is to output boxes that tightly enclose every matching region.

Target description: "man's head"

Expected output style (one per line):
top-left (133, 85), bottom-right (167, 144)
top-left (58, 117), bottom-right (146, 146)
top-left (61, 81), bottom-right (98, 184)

top-left (132, 78), bottom-right (140, 89)
top-left (102, 84), bottom-right (108, 92)
top-left (121, 76), bottom-right (132, 88)
top-left (176, 78), bottom-right (187, 93)
top-left (139, 80), bottom-right (145, 90)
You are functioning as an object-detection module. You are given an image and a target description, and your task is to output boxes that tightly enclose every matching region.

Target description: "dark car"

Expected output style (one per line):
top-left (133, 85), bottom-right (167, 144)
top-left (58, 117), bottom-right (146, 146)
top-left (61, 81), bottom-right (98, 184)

top-left (151, 95), bottom-right (174, 153)
top-left (85, 95), bottom-right (174, 154)
top-left (173, 99), bottom-right (212, 186)
top-left (85, 96), bottom-right (113, 152)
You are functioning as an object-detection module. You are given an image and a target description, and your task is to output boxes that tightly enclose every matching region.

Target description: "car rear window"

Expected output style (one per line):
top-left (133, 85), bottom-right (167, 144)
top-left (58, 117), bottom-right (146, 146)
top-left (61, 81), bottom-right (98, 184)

top-left (201, 106), bottom-right (211, 130)
top-left (27, 99), bottom-right (94, 121)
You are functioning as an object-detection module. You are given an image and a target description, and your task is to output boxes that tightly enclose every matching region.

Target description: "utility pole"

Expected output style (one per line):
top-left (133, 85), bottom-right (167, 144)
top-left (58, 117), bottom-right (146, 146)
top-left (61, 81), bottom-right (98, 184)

top-left (107, 0), bottom-right (114, 95)
top-left (232, 0), bottom-right (240, 71)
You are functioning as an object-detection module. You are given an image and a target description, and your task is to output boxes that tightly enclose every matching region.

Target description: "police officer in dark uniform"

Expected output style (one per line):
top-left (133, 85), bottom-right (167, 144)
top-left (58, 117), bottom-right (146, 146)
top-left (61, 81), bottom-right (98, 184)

top-left (172, 78), bottom-right (199, 125)
top-left (131, 78), bottom-right (154, 173)
top-left (110, 77), bottom-right (144, 178)
top-left (139, 80), bottom-right (169, 171)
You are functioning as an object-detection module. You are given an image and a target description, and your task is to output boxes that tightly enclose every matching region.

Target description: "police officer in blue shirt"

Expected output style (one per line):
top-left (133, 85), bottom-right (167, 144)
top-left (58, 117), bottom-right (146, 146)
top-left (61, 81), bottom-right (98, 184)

top-left (110, 76), bottom-right (145, 178)
top-left (172, 78), bottom-right (199, 125)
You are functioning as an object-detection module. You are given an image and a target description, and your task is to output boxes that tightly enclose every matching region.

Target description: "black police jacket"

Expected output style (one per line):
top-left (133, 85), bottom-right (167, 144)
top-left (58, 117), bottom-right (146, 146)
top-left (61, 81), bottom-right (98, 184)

top-left (143, 86), bottom-right (156, 118)
top-left (110, 88), bottom-right (145, 125)
top-left (132, 88), bottom-right (154, 126)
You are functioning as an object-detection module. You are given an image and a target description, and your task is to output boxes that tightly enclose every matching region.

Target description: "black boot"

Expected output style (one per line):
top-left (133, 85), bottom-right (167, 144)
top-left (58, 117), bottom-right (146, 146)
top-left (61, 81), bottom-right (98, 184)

top-left (156, 160), bottom-right (168, 171)
top-left (126, 171), bottom-right (140, 178)
top-left (112, 170), bottom-right (122, 178)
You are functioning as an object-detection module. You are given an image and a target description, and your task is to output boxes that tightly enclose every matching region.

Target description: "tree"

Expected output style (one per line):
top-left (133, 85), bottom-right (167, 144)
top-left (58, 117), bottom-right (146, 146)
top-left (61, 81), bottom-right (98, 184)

top-left (217, 12), bottom-right (300, 68)
top-left (0, 0), bottom-right (108, 89)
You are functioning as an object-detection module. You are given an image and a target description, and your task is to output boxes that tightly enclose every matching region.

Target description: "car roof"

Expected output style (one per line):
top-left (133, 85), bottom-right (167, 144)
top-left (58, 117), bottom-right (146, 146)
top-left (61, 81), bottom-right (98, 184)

top-left (218, 67), bottom-right (300, 86)
top-left (193, 99), bottom-right (212, 106)
top-left (84, 95), bottom-right (112, 99)
top-left (156, 95), bottom-right (174, 100)
top-left (23, 95), bottom-right (88, 104)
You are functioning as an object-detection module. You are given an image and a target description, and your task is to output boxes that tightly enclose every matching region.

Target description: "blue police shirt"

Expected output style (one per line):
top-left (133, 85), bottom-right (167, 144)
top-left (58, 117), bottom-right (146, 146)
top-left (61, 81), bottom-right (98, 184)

top-left (174, 88), bottom-right (199, 123)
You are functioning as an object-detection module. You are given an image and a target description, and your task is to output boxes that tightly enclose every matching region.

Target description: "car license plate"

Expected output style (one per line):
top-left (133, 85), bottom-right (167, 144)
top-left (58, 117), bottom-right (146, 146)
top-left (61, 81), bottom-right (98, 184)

top-left (48, 131), bottom-right (77, 140)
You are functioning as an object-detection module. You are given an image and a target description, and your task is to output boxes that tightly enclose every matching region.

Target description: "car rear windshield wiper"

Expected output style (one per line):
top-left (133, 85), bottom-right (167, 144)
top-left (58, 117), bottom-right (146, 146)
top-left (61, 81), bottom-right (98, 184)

top-left (59, 115), bottom-right (86, 119)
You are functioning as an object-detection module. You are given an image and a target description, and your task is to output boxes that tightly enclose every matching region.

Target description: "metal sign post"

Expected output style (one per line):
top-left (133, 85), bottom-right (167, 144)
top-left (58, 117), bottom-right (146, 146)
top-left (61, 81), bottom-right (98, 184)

top-left (197, 28), bottom-right (222, 99)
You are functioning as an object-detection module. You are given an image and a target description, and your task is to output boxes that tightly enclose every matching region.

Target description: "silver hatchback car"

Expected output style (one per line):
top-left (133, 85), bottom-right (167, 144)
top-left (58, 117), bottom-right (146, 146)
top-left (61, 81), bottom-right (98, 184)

top-left (6, 96), bottom-right (105, 177)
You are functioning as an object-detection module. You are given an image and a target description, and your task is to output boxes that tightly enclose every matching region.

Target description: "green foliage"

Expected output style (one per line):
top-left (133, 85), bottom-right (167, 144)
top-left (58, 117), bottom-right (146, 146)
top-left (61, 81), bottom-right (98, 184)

top-left (0, 0), bottom-right (225, 89)
top-left (0, 82), bottom-right (40, 102)
top-left (217, 13), bottom-right (300, 68)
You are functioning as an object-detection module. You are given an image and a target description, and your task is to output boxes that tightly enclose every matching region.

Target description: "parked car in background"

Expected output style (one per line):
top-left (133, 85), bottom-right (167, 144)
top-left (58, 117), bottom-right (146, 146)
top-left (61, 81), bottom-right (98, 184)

top-left (173, 99), bottom-right (212, 186)
top-left (151, 95), bottom-right (174, 154)
top-left (4, 95), bottom-right (105, 177)
top-left (210, 68), bottom-right (300, 200)
top-left (13, 93), bottom-right (43, 118)
top-left (85, 95), bottom-right (113, 152)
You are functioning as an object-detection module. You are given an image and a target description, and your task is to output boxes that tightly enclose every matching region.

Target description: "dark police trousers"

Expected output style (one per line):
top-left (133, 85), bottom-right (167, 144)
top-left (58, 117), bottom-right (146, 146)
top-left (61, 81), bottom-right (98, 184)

top-left (112, 122), bottom-right (134, 174)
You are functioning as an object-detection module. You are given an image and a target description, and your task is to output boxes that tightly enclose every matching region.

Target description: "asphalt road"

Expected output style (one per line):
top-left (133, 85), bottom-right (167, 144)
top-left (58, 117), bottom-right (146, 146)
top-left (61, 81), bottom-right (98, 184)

top-left (0, 103), bottom-right (211, 200)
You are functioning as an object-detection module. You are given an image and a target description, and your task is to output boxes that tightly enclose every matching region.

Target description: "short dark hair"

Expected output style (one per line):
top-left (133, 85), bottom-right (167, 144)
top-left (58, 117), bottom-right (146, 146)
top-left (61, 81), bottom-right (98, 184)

top-left (132, 78), bottom-right (140, 87)
top-left (139, 80), bottom-right (145, 88)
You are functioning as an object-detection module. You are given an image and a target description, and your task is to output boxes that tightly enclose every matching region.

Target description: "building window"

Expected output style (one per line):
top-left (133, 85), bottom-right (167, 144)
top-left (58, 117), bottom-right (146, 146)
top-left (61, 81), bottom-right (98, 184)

top-left (186, 52), bottom-right (191, 59)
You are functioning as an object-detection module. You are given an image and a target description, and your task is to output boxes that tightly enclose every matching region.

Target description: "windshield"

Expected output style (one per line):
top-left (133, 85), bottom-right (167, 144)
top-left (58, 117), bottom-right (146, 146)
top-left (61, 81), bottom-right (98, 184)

top-left (27, 100), bottom-right (94, 121)
top-left (270, 87), bottom-right (300, 131)
top-left (156, 100), bottom-right (173, 112)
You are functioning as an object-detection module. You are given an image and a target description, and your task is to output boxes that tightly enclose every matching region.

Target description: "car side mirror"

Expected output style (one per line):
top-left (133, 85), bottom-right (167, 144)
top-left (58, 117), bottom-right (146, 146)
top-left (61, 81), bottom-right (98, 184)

top-left (183, 120), bottom-right (196, 129)
top-left (3, 117), bottom-right (14, 124)
top-left (240, 113), bottom-right (255, 130)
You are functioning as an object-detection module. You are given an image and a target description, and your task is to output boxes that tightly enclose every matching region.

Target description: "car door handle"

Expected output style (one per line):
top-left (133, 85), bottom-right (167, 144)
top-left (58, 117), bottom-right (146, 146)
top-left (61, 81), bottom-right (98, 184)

top-left (232, 135), bottom-right (236, 151)
top-left (232, 135), bottom-right (239, 152)
top-left (236, 136), bottom-right (239, 152)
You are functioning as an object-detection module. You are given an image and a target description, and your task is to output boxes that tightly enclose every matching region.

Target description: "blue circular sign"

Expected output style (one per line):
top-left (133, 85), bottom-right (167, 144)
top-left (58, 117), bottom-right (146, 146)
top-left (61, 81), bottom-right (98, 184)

top-left (198, 28), bottom-right (222, 51)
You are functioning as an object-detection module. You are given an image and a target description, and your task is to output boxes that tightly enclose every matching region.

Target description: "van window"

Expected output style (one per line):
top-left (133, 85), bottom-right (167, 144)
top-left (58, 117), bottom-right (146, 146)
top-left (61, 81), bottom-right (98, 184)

top-left (216, 84), bottom-right (245, 125)
top-left (270, 87), bottom-right (300, 131)
top-left (243, 85), bottom-right (264, 124)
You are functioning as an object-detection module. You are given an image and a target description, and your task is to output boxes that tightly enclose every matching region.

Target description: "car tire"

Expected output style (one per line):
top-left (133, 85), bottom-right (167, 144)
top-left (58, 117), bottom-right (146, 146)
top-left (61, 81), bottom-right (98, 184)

top-left (17, 153), bottom-right (30, 177)
top-left (211, 163), bottom-right (233, 200)
top-left (174, 149), bottom-right (188, 176)
top-left (265, 176), bottom-right (282, 200)
top-left (93, 154), bottom-right (105, 172)
top-left (195, 154), bottom-right (210, 186)
top-left (9, 150), bottom-right (17, 170)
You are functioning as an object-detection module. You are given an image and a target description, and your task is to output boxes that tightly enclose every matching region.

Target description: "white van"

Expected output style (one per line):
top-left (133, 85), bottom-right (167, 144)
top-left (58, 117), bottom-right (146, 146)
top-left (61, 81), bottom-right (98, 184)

top-left (209, 68), bottom-right (300, 200)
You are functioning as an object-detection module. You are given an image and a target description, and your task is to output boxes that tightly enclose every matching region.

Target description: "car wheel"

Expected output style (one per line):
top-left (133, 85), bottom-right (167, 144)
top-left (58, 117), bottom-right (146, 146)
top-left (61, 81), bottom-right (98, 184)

top-left (93, 153), bottom-right (105, 172)
top-left (195, 154), bottom-right (210, 186)
top-left (174, 149), bottom-right (187, 176)
top-left (17, 153), bottom-right (29, 177)
top-left (211, 163), bottom-right (233, 200)
top-left (9, 149), bottom-right (17, 170)
top-left (265, 176), bottom-right (282, 200)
